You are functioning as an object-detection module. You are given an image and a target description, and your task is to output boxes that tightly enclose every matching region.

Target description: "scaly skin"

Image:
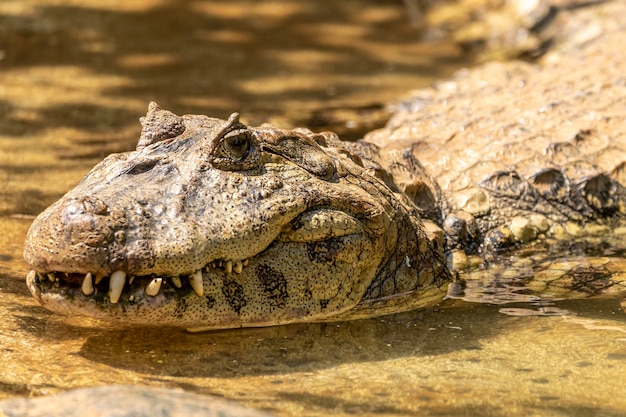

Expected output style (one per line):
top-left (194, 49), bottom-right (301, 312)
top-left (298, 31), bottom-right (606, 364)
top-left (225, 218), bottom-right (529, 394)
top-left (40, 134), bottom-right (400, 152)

top-left (23, 89), bottom-right (626, 329)
top-left (23, 14), bottom-right (626, 328)
top-left (23, 103), bottom-right (450, 329)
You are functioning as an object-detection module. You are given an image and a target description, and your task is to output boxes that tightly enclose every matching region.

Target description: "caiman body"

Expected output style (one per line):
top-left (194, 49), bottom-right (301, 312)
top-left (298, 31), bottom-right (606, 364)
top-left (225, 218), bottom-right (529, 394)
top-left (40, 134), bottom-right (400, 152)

top-left (23, 94), bottom-right (626, 329)
top-left (23, 8), bottom-right (626, 328)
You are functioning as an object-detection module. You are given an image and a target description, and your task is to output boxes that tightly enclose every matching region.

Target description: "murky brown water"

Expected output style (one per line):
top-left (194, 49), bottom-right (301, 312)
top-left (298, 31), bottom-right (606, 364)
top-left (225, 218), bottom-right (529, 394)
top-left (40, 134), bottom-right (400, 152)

top-left (1, 1), bottom-right (626, 416)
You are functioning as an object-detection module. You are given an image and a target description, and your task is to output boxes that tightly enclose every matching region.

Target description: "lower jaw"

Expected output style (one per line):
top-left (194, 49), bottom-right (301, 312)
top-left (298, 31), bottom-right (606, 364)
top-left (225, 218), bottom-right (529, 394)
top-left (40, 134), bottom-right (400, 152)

top-left (25, 268), bottom-right (275, 329)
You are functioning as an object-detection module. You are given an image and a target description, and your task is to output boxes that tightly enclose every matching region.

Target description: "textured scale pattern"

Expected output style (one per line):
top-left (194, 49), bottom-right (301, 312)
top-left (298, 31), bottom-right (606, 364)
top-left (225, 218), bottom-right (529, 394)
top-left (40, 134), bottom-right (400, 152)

top-left (365, 32), bottom-right (626, 237)
top-left (22, 1), bottom-right (626, 328)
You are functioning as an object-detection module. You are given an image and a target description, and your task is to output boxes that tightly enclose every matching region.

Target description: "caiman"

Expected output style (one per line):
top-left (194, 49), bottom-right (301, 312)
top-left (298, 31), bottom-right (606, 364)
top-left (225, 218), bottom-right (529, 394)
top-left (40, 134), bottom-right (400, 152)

top-left (22, 98), bottom-right (626, 330)
top-left (22, 2), bottom-right (626, 329)
top-left (23, 102), bottom-right (453, 330)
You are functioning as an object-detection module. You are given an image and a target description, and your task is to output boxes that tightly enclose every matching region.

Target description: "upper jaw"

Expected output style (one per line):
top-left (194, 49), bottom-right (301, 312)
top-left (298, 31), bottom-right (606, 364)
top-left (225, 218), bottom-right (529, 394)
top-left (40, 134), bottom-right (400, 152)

top-left (23, 203), bottom-right (308, 304)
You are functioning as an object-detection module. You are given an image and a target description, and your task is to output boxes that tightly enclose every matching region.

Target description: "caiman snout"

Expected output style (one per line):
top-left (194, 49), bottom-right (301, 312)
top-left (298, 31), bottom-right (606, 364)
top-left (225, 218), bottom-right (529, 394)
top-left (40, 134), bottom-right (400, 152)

top-left (23, 195), bottom-right (122, 277)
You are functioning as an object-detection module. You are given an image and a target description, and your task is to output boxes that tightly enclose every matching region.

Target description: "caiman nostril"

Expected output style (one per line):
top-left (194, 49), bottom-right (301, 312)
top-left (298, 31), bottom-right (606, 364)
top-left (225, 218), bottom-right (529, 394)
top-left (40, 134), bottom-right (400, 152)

top-left (59, 196), bottom-right (113, 248)
top-left (63, 196), bottom-right (109, 217)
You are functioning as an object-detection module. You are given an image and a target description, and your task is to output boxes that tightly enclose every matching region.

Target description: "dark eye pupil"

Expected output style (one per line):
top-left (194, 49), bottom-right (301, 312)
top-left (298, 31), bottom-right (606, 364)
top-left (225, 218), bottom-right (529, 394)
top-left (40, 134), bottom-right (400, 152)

top-left (223, 133), bottom-right (250, 159)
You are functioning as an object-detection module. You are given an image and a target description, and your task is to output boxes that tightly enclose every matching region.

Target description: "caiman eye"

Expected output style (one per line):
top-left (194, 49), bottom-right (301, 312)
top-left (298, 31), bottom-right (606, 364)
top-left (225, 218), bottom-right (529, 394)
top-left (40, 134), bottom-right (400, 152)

top-left (211, 127), bottom-right (260, 171)
top-left (221, 130), bottom-right (251, 160)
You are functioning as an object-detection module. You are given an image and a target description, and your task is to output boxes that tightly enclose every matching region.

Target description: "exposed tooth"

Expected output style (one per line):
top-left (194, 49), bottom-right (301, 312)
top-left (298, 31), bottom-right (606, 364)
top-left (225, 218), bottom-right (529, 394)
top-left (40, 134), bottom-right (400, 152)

top-left (108, 271), bottom-right (126, 303)
top-left (211, 262), bottom-right (216, 269)
top-left (145, 277), bottom-right (162, 296)
top-left (218, 260), bottom-right (223, 268)
top-left (47, 273), bottom-right (56, 282)
top-left (129, 276), bottom-right (135, 285)
top-left (243, 259), bottom-right (249, 267)
top-left (170, 276), bottom-right (182, 288)
top-left (95, 275), bottom-right (105, 284)
top-left (188, 270), bottom-right (204, 297)
top-left (81, 273), bottom-right (94, 296)
top-left (224, 260), bottom-right (233, 273)
top-left (27, 270), bottom-right (36, 282)
top-left (233, 260), bottom-right (243, 274)
top-left (129, 295), bottom-right (135, 302)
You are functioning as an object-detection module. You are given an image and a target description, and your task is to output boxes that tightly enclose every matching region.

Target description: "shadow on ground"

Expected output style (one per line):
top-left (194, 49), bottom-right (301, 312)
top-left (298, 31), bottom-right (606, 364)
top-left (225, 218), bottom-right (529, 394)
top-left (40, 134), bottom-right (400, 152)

top-left (0, 0), bottom-right (464, 140)
top-left (71, 301), bottom-right (500, 378)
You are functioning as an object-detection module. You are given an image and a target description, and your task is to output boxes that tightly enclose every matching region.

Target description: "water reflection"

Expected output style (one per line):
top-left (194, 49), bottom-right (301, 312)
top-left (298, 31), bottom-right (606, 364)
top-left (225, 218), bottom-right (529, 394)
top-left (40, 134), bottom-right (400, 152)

top-left (449, 231), bottom-right (626, 307)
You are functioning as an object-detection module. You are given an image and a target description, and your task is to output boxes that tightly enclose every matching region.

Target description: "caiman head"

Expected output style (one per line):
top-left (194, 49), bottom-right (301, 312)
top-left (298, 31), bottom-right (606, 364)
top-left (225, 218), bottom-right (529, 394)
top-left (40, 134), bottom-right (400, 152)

top-left (24, 103), bottom-right (449, 330)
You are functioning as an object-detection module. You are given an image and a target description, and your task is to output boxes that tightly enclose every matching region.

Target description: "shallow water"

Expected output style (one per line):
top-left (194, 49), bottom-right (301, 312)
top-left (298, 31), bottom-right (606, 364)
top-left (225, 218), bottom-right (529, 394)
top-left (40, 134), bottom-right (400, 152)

top-left (2, 215), bottom-right (626, 416)
top-left (1, 1), bottom-right (626, 416)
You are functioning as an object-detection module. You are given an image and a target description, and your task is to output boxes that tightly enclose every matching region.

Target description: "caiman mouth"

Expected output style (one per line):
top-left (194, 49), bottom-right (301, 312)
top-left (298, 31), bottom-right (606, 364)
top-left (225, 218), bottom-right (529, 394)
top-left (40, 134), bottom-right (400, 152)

top-left (25, 204), bottom-right (370, 323)
top-left (26, 256), bottom-right (254, 305)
